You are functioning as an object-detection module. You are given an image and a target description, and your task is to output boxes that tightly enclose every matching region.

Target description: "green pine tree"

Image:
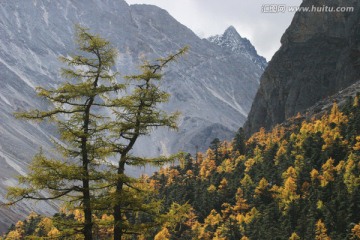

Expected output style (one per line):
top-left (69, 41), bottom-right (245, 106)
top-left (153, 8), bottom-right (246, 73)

top-left (233, 127), bottom-right (246, 155)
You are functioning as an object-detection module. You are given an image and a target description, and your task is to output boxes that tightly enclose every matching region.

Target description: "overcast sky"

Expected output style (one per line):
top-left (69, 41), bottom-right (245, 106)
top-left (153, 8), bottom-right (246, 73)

top-left (125, 0), bottom-right (303, 61)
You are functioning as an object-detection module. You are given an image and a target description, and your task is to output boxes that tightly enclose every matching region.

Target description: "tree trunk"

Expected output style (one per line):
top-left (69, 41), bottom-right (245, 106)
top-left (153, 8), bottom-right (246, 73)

top-left (82, 95), bottom-right (96, 240)
top-left (113, 156), bottom-right (126, 240)
top-left (83, 183), bottom-right (93, 240)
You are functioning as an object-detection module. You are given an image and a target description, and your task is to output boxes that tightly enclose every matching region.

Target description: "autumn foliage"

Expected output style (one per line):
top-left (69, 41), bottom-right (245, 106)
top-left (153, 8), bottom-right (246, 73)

top-left (3, 96), bottom-right (360, 239)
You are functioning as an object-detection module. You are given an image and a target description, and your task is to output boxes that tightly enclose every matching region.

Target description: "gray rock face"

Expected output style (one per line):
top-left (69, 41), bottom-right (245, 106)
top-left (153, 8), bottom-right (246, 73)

top-left (208, 26), bottom-right (267, 71)
top-left (244, 0), bottom-right (360, 136)
top-left (0, 0), bottom-right (264, 231)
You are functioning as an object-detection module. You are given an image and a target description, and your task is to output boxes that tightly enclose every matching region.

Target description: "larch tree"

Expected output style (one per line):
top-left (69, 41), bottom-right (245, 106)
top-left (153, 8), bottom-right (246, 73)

top-left (7, 25), bottom-right (120, 240)
top-left (6, 25), bottom-right (187, 240)
top-left (104, 48), bottom-right (187, 239)
top-left (315, 219), bottom-right (331, 240)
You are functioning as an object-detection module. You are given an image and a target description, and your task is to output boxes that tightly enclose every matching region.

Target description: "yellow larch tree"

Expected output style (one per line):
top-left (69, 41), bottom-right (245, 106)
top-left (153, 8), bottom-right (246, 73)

top-left (315, 219), bottom-right (331, 240)
top-left (351, 223), bottom-right (360, 239)
top-left (319, 158), bottom-right (336, 187)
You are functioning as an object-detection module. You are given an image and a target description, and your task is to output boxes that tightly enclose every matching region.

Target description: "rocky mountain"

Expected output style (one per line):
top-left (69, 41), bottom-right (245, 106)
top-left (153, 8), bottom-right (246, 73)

top-left (279, 80), bottom-right (360, 130)
top-left (244, 0), bottom-right (360, 136)
top-left (0, 0), bottom-right (264, 231)
top-left (208, 26), bottom-right (267, 71)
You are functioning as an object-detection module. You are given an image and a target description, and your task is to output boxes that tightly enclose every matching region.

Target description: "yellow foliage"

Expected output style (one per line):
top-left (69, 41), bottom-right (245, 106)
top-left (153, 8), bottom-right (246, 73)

top-left (282, 166), bottom-right (297, 180)
top-left (97, 214), bottom-right (114, 237)
top-left (191, 221), bottom-right (203, 234)
top-left (294, 154), bottom-right (305, 173)
top-left (204, 210), bottom-right (222, 226)
top-left (244, 207), bottom-right (259, 224)
top-left (5, 231), bottom-right (22, 240)
top-left (275, 143), bottom-right (287, 165)
top-left (36, 217), bottom-right (54, 235)
top-left (166, 169), bottom-right (180, 186)
top-left (184, 210), bottom-right (198, 228)
top-left (73, 209), bottom-right (85, 222)
top-left (248, 126), bottom-right (286, 150)
top-left (164, 202), bottom-right (195, 231)
top-left (208, 184), bottom-right (217, 192)
top-left (317, 200), bottom-right (324, 210)
top-left (335, 160), bottom-right (345, 173)
top-left (186, 170), bottom-right (194, 176)
top-left (27, 212), bottom-right (39, 221)
top-left (236, 213), bottom-right (246, 224)
top-left (283, 176), bottom-right (299, 201)
top-left (15, 221), bottom-right (24, 229)
top-left (254, 178), bottom-right (269, 197)
top-left (199, 149), bottom-right (217, 179)
top-left (149, 179), bottom-right (159, 189)
top-left (217, 159), bottom-right (235, 173)
top-left (351, 223), bottom-right (360, 239)
top-left (213, 228), bottom-right (226, 240)
top-left (248, 127), bottom-right (267, 146)
top-left (240, 174), bottom-right (254, 189)
top-left (321, 103), bottom-right (348, 151)
top-left (344, 153), bottom-right (360, 193)
top-left (320, 158), bottom-right (335, 187)
top-left (353, 136), bottom-right (360, 151)
top-left (218, 178), bottom-right (228, 191)
top-left (272, 167), bottom-right (300, 212)
top-left (235, 155), bottom-right (246, 165)
top-left (315, 219), bottom-right (331, 240)
top-left (329, 102), bottom-right (347, 125)
top-left (221, 202), bottom-right (232, 218)
top-left (244, 158), bottom-right (256, 172)
top-left (47, 227), bottom-right (61, 238)
top-left (219, 140), bottom-right (232, 157)
top-left (310, 169), bottom-right (320, 182)
top-left (197, 152), bottom-right (204, 164)
top-left (354, 95), bottom-right (359, 107)
top-left (235, 207), bottom-right (259, 225)
top-left (6, 221), bottom-right (25, 240)
top-left (289, 232), bottom-right (301, 240)
top-left (233, 188), bottom-right (250, 212)
top-left (154, 227), bottom-right (171, 240)
top-left (294, 103), bottom-right (348, 153)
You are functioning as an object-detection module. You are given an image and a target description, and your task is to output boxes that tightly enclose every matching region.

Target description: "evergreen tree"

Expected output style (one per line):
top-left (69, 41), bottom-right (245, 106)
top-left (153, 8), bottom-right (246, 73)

top-left (104, 48), bottom-right (187, 239)
top-left (233, 127), bottom-right (246, 155)
top-left (6, 25), bottom-right (187, 240)
top-left (210, 138), bottom-right (221, 164)
top-left (7, 25), bottom-right (120, 240)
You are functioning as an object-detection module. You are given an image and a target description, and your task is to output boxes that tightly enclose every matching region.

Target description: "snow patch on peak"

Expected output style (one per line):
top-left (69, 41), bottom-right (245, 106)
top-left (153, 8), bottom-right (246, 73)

top-left (223, 25), bottom-right (242, 39)
top-left (208, 26), bottom-right (267, 70)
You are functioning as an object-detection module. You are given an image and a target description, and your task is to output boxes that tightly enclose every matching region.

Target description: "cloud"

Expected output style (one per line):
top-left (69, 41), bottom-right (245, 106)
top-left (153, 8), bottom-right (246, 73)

top-left (125, 0), bottom-right (303, 60)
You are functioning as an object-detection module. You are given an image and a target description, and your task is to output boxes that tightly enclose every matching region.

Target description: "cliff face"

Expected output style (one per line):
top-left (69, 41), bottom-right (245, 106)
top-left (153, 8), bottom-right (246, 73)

top-left (244, 0), bottom-right (360, 135)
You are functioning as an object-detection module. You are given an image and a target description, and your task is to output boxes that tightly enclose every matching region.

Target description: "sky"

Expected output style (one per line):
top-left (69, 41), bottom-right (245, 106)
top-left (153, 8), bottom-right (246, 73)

top-left (125, 0), bottom-right (303, 61)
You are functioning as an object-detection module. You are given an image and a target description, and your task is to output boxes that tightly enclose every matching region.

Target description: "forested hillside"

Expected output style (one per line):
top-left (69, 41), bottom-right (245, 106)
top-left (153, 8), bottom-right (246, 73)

top-left (150, 96), bottom-right (360, 239)
top-left (3, 94), bottom-right (360, 239)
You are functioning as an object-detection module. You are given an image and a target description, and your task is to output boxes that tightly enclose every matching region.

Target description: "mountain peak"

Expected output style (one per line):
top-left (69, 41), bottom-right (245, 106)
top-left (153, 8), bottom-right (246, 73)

top-left (223, 25), bottom-right (241, 38)
top-left (208, 26), bottom-right (267, 70)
